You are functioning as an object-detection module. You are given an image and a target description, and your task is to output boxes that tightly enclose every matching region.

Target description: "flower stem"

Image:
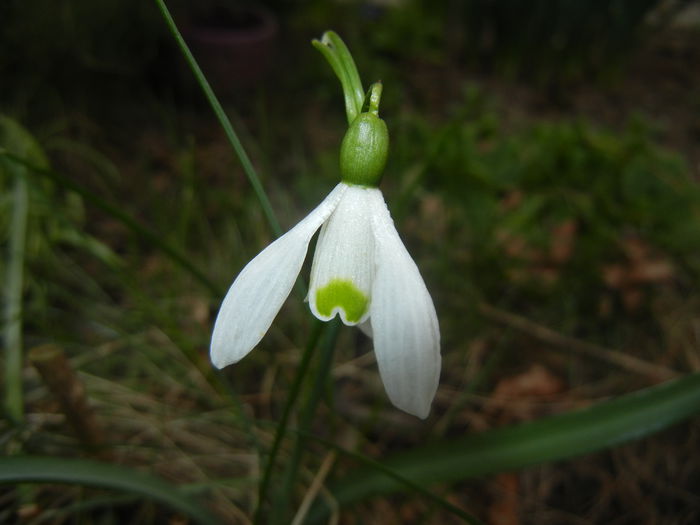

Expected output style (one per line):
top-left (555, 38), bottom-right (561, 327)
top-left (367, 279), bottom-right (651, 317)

top-left (312, 31), bottom-right (365, 125)
top-left (272, 319), bottom-right (341, 523)
top-left (254, 320), bottom-right (325, 524)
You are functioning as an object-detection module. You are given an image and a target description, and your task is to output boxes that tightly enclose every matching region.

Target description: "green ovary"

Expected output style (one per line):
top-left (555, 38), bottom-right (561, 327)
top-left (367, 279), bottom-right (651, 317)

top-left (315, 279), bottom-right (369, 323)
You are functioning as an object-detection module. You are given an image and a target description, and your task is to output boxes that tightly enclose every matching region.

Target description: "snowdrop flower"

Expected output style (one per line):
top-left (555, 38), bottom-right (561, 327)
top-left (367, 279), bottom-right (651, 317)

top-left (211, 101), bottom-right (440, 418)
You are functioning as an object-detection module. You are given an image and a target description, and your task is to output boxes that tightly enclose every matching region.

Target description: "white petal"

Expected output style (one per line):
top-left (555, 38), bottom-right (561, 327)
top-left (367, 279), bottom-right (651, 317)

top-left (369, 193), bottom-right (441, 419)
top-left (210, 184), bottom-right (347, 368)
top-left (308, 184), bottom-right (378, 326)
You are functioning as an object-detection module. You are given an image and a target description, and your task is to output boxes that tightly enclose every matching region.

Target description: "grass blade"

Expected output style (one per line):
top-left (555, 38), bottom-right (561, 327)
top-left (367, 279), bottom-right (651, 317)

top-left (311, 373), bottom-right (700, 519)
top-left (0, 456), bottom-right (221, 524)
top-left (0, 152), bottom-right (261, 449)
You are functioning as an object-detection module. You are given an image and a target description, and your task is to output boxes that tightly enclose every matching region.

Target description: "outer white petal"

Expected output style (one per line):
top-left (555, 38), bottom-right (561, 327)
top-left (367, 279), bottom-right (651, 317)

top-left (210, 184), bottom-right (347, 368)
top-left (308, 184), bottom-right (377, 325)
top-left (369, 192), bottom-right (441, 419)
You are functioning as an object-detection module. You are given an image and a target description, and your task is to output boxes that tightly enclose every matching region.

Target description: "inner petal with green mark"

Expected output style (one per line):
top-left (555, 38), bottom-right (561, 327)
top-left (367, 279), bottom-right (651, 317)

top-left (315, 278), bottom-right (369, 324)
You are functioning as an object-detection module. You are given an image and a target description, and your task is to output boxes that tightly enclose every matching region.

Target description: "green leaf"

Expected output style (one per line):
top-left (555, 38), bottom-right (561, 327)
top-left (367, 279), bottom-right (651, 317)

top-left (0, 456), bottom-right (221, 524)
top-left (0, 114), bottom-right (47, 424)
top-left (311, 373), bottom-right (700, 520)
top-left (300, 432), bottom-right (485, 525)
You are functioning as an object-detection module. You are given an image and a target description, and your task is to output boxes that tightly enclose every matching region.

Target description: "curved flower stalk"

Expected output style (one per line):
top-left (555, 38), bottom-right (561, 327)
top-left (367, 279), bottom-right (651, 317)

top-left (211, 35), bottom-right (440, 419)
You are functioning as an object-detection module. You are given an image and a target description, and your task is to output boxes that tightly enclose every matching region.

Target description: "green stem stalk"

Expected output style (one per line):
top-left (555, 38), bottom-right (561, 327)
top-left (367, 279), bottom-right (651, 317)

top-left (272, 320), bottom-right (341, 523)
top-left (3, 173), bottom-right (28, 423)
top-left (312, 31), bottom-right (365, 125)
top-left (254, 320), bottom-right (325, 524)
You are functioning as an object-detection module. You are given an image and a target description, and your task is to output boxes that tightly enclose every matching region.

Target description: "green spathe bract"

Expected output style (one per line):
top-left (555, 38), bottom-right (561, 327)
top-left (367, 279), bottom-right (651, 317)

top-left (315, 278), bottom-right (369, 323)
top-left (340, 113), bottom-right (389, 187)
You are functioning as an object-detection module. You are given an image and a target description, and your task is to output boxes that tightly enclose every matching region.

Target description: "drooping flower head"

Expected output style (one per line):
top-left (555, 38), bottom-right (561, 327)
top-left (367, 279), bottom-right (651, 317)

top-left (211, 32), bottom-right (440, 418)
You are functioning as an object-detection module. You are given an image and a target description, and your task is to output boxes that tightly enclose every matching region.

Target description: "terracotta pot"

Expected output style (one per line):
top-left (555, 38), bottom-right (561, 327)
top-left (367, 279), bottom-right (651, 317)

top-left (184, 5), bottom-right (278, 92)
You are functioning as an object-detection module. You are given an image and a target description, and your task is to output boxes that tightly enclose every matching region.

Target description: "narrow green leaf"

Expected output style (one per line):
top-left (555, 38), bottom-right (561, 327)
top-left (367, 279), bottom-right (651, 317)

top-left (0, 456), bottom-right (221, 524)
top-left (0, 115), bottom-right (48, 424)
top-left (312, 373), bottom-right (700, 519)
top-left (300, 432), bottom-right (484, 525)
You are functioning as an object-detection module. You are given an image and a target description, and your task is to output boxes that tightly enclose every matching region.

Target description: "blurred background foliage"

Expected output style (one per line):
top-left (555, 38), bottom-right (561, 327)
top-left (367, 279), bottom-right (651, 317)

top-left (2, 0), bottom-right (700, 523)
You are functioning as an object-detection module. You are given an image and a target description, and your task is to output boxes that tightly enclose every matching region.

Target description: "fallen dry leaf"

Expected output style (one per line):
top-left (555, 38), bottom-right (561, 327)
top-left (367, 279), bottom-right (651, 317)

top-left (487, 364), bottom-right (566, 422)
